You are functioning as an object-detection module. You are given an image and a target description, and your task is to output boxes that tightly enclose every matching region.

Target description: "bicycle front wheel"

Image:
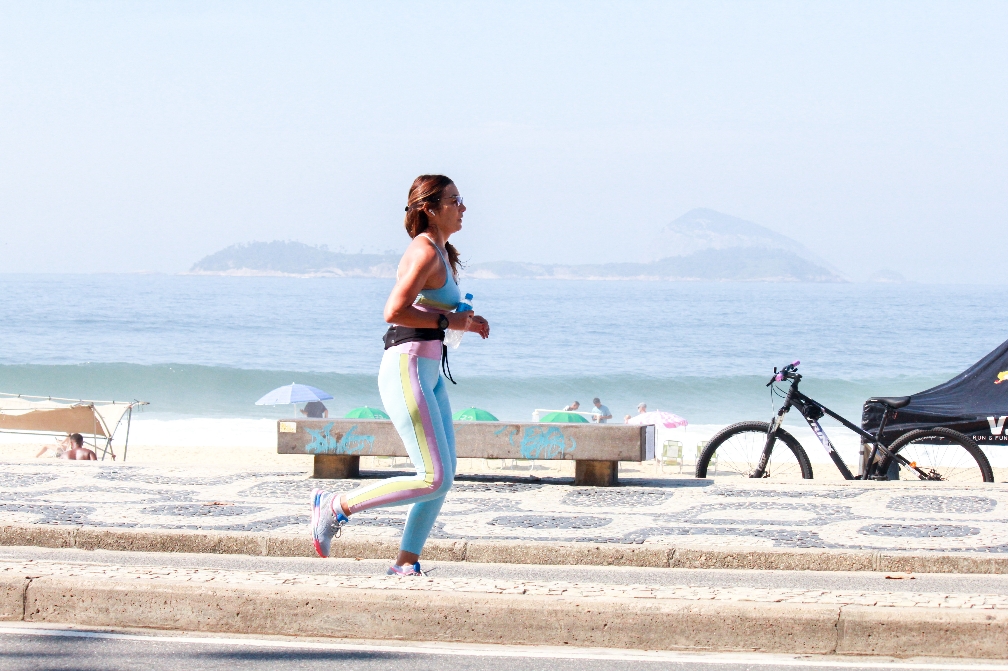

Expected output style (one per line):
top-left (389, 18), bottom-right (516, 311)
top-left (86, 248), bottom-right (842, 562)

top-left (695, 421), bottom-right (813, 480)
top-left (880, 427), bottom-right (993, 483)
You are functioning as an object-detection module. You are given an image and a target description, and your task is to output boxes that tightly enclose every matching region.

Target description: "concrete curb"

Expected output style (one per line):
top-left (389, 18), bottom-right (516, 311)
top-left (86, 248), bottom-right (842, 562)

top-left (4, 523), bottom-right (1008, 574)
top-left (2, 571), bottom-right (1007, 658)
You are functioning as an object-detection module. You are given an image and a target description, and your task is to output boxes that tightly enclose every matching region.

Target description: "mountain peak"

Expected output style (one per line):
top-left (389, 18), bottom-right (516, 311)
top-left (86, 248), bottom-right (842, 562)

top-left (664, 208), bottom-right (791, 241)
top-left (649, 208), bottom-right (832, 274)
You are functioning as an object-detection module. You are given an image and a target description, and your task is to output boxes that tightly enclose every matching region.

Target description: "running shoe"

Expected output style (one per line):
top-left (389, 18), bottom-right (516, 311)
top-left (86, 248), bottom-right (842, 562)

top-left (311, 488), bottom-right (348, 558)
top-left (386, 562), bottom-right (423, 577)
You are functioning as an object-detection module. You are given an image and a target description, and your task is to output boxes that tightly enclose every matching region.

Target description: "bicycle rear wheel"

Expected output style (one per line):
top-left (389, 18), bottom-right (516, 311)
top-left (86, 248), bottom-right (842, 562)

top-left (880, 427), bottom-right (993, 483)
top-left (695, 421), bottom-right (813, 479)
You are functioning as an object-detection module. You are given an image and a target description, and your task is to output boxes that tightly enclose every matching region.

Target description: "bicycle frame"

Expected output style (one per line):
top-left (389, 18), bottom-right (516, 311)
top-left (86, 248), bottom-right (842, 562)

top-left (763, 374), bottom-right (915, 481)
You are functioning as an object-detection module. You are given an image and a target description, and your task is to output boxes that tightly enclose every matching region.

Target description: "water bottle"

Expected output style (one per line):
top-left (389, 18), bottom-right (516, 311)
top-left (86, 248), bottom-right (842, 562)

top-left (443, 293), bottom-right (474, 349)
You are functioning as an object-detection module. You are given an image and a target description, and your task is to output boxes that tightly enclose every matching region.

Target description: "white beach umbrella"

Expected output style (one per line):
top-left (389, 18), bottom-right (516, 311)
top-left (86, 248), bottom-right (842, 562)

top-left (255, 383), bottom-right (333, 406)
top-left (626, 410), bottom-right (688, 429)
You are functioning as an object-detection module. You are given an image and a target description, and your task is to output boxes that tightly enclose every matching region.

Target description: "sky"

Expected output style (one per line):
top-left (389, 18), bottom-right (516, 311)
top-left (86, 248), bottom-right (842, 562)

top-left (1, 2), bottom-right (1006, 283)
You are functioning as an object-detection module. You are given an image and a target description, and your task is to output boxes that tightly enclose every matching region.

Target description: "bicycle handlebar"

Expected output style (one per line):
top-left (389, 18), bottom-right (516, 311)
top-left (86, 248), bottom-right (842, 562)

top-left (767, 360), bottom-right (801, 386)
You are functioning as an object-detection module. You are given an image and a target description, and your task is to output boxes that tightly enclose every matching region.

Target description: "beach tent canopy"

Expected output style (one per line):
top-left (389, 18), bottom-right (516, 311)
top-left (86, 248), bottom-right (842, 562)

top-left (0, 394), bottom-right (139, 438)
top-left (861, 338), bottom-right (1008, 446)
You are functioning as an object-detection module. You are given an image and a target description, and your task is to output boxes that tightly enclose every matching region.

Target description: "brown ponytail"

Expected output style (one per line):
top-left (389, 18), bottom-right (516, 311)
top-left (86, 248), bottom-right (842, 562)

top-left (404, 174), bottom-right (461, 278)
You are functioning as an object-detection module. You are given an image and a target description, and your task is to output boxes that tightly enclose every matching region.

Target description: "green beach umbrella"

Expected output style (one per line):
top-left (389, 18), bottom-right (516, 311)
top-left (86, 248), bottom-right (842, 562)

top-left (344, 406), bottom-right (390, 419)
top-left (538, 411), bottom-right (589, 423)
top-left (452, 407), bottom-right (499, 422)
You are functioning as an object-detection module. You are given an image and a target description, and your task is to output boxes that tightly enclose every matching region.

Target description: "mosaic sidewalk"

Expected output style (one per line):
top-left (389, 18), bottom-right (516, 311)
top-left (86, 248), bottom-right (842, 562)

top-left (3, 462), bottom-right (1008, 553)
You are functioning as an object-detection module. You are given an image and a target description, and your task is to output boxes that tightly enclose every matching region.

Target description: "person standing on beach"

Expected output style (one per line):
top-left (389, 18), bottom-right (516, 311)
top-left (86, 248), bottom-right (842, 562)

top-left (310, 175), bottom-right (490, 576)
top-left (591, 397), bottom-right (612, 423)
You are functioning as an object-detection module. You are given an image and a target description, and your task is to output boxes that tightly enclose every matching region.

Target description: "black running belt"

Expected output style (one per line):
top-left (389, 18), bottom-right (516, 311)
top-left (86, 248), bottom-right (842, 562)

top-left (382, 325), bottom-right (444, 348)
top-left (382, 326), bottom-right (457, 385)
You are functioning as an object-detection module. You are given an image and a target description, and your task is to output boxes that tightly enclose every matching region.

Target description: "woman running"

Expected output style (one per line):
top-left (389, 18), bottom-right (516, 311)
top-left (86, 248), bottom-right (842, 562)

top-left (311, 174), bottom-right (490, 576)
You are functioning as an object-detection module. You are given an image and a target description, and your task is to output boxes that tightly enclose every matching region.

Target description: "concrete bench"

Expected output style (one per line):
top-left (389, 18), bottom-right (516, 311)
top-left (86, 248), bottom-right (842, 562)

top-left (277, 419), bottom-right (654, 487)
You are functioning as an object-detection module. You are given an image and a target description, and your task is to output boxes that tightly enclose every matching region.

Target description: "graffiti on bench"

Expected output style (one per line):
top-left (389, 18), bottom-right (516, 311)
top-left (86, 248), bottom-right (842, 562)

top-left (305, 423), bottom-right (376, 455)
top-left (495, 425), bottom-right (576, 459)
top-left (281, 419), bottom-right (648, 462)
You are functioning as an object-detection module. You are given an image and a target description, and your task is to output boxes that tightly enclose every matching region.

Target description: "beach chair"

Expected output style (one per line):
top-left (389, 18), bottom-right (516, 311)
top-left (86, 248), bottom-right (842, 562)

top-left (697, 441), bottom-right (716, 476)
top-left (514, 458), bottom-right (535, 473)
top-left (660, 440), bottom-right (683, 473)
top-left (373, 455), bottom-right (408, 469)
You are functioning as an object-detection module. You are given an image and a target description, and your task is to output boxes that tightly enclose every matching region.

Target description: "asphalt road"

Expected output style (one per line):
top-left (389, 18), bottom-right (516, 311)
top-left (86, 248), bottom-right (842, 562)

top-left (2, 625), bottom-right (1006, 671)
top-left (3, 545), bottom-right (1008, 595)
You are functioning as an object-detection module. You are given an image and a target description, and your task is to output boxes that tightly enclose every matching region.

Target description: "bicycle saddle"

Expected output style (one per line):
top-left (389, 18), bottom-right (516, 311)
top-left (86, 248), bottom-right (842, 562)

top-left (867, 396), bottom-right (911, 409)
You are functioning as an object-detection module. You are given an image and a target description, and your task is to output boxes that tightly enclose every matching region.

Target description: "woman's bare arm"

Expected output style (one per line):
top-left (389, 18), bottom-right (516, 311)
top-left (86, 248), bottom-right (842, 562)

top-left (383, 238), bottom-right (489, 338)
top-left (383, 241), bottom-right (467, 329)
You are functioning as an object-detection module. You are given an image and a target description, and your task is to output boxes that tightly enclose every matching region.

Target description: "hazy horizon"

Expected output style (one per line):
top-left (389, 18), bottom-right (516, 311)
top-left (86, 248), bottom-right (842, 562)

top-left (2, 2), bottom-right (1006, 283)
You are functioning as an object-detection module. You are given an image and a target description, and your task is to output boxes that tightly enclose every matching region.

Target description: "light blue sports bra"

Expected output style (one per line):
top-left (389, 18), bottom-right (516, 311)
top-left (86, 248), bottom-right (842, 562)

top-left (414, 234), bottom-right (461, 312)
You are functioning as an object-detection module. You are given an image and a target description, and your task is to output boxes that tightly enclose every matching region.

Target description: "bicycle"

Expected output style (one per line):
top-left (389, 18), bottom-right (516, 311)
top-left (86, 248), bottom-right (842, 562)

top-left (695, 361), bottom-right (994, 482)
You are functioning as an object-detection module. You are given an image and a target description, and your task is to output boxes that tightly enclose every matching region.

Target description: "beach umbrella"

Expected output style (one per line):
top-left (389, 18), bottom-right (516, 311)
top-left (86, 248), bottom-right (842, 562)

top-left (626, 410), bottom-right (688, 429)
top-left (255, 383), bottom-right (333, 406)
top-left (538, 411), bottom-right (589, 423)
top-left (452, 407), bottom-right (498, 421)
top-left (345, 406), bottom-right (390, 419)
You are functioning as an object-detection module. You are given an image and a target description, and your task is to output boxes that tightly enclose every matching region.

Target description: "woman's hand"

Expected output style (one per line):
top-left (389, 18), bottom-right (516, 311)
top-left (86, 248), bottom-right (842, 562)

top-left (466, 314), bottom-right (490, 339)
top-left (444, 312), bottom-right (488, 338)
top-left (445, 312), bottom-right (489, 338)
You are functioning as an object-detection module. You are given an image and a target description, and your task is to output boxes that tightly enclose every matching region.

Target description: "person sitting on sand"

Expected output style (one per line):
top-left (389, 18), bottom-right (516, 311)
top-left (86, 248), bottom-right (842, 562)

top-left (301, 401), bottom-right (329, 419)
top-left (563, 401), bottom-right (580, 412)
top-left (36, 433), bottom-right (98, 461)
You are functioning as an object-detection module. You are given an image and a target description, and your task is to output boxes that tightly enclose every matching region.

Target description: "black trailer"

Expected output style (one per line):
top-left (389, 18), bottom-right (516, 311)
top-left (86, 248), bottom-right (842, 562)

top-left (862, 338), bottom-right (1008, 446)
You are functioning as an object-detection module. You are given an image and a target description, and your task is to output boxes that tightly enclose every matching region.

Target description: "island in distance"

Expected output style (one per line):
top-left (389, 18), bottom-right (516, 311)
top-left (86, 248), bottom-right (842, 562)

top-left (189, 209), bottom-right (845, 282)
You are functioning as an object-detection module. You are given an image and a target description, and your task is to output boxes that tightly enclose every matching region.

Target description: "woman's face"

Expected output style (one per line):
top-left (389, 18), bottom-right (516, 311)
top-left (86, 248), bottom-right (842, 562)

top-left (426, 183), bottom-right (465, 237)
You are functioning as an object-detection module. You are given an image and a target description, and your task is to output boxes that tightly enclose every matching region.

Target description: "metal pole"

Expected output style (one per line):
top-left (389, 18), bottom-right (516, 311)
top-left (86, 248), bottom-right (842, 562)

top-left (95, 410), bottom-right (105, 461)
top-left (122, 405), bottom-right (133, 463)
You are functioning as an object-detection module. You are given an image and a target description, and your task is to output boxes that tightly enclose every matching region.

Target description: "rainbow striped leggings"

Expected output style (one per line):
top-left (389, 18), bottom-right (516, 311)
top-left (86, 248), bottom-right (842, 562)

top-left (344, 348), bottom-right (456, 556)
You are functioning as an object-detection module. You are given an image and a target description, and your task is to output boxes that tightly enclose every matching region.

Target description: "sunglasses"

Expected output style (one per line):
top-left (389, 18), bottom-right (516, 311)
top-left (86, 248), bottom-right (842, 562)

top-left (441, 194), bottom-right (464, 207)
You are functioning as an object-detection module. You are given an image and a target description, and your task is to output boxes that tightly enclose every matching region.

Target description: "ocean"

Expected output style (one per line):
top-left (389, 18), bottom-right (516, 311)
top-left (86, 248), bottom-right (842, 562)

top-left (2, 274), bottom-right (1006, 430)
